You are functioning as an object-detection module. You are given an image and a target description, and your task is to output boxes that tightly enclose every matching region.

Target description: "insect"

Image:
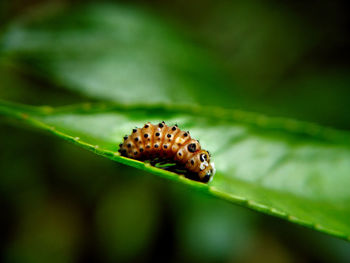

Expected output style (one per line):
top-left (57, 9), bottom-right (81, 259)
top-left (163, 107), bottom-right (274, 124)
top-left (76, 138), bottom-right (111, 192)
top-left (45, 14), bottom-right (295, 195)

top-left (118, 122), bottom-right (215, 183)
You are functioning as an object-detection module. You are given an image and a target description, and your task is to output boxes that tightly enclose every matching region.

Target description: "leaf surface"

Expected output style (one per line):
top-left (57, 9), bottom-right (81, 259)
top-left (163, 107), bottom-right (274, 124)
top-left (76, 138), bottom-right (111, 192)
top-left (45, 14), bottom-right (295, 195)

top-left (1, 101), bottom-right (350, 240)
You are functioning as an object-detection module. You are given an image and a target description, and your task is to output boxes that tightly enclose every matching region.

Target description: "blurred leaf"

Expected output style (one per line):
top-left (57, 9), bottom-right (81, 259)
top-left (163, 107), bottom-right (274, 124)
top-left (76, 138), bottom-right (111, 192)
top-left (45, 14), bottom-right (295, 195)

top-left (96, 181), bottom-right (158, 261)
top-left (1, 101), bottom-right (350, 241)
top-left (4, 197), bottom-right (81, 263)
top-left (0, 3), bottom-right (235, 107)
top-left (176, 193), bottom-right (255, 262)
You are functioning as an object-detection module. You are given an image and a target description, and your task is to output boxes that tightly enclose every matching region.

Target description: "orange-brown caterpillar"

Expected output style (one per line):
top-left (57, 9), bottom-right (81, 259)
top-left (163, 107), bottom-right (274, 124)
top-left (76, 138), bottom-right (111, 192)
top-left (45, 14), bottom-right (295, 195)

top-left (118, 122), bottom-right (215, 183)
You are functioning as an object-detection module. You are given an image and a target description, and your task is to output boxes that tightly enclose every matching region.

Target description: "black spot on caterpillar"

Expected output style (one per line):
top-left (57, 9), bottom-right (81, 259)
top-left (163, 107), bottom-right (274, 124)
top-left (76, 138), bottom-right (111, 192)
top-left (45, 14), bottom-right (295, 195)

top-left (118, 122), bottom-right (215, 182)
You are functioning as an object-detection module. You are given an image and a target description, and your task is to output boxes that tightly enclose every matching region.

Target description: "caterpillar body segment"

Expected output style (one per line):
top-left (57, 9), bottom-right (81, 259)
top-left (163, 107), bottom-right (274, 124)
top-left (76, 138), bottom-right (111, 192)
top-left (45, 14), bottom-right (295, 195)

top-left (118, 122), bottom-right (215, 183)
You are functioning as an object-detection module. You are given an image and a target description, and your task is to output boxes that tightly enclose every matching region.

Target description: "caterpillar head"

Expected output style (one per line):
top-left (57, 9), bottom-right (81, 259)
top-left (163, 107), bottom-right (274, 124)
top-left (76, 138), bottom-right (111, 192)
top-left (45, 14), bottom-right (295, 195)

top-left (196, 150), bottom-right (216, 183)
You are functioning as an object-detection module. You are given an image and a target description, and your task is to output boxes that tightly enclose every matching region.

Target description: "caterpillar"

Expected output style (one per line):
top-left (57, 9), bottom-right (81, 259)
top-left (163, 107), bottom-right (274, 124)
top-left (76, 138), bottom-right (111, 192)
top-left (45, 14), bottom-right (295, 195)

top-left (118, 122), bottom-right (215, 183)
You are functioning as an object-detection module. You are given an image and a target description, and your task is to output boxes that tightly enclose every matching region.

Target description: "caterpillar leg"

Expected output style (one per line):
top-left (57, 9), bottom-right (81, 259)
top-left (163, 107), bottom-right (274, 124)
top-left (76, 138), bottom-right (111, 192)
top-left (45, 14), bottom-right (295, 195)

top-left (149, 158), bottom-right (163, 166)
top-left (153, 161), bottom-right (184, 173)
top-left (154, 162), bottom-right (177, 169)
top-left (148, 159), bottom-right (202, 182)
top-left (183, 171), bottom-right (201, 181)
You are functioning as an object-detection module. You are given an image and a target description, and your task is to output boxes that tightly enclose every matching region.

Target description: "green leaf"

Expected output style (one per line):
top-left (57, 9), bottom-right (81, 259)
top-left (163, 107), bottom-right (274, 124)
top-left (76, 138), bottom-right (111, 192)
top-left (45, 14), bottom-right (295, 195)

top-left (1, 100), bottom-right (350, 241)
top-left (0, 3), bottom-right (235, 107)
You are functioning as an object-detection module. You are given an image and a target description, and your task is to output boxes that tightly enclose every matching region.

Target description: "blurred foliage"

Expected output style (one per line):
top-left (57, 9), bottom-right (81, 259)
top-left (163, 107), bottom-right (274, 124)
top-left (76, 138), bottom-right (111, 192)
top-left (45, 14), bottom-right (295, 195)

top-left (149, 0), bottom-right (350, 129)
top-left (0, 3), bottom-right (235, 108)
top-left (1, 0), bottom-right (350, 262)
